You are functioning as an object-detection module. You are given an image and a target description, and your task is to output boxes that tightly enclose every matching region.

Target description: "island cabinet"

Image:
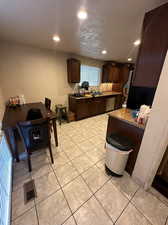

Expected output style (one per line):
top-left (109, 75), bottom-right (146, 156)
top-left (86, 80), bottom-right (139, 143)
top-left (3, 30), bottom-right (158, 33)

top-left (67, 58), bottom-right (81, 83)
top-left (106, 109), bottom-right (145, 175)
top-left (69, 92), bottom-right (122, 120)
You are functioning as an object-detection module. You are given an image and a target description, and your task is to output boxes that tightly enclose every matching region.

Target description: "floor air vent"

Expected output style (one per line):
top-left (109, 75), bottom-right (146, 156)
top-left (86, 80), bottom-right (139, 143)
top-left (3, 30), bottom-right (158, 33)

top-left (24, 179), bottom-right (36, 204)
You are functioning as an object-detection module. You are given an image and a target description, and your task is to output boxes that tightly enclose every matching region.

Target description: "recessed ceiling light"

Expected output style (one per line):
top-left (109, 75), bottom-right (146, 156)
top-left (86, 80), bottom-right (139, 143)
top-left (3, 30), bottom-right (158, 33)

top-left (53, 35), bottom-right (61, 42)
top-left (134, 39), bottom-right (141, 46)
top-left (102, 50), bottom-right (107, 54)
top-left (128, 58), bottom-right (132, 61)
top-left (77, 10), bottom-right (88, 20)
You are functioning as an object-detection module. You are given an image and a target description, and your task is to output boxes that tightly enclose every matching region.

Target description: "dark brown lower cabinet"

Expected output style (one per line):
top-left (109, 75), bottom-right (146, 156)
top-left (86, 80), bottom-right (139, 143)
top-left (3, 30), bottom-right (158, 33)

top-left (76, 99), bottom-right (90, 120)
top-left (69, 94), bottom-right (122, 120)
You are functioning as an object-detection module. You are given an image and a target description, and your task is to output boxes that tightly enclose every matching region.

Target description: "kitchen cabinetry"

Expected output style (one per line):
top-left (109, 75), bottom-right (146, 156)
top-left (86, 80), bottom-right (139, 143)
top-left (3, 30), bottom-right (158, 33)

top-left (127, 3), bottom-right (168, 109)
top-left (132, 3), bottom-right (168, 88)
top-left (69, 98), bottom-right (105, 120)
top-left (106, 109), bottom-right (144, 175)
top-left (102, 64), bottom-right (120, 83)
top-left (120, 64), bottom-right (131, 84)
top-left (69, 93), bottom-right (122, 120)
top-left (67, 58), bottom-right (81, 83)
top-left (102, 63), bottom-right (132, 84)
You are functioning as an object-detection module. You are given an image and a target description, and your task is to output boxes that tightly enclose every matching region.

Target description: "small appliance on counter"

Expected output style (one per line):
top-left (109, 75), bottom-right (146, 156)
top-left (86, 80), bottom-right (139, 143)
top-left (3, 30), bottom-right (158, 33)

top-left (73, 81), bottom-right (90, 97)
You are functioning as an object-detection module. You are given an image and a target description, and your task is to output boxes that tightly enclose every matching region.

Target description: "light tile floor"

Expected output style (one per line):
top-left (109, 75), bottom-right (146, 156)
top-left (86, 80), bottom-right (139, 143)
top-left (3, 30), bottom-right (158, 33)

top-left (12, 113), bottom-right (168, 225)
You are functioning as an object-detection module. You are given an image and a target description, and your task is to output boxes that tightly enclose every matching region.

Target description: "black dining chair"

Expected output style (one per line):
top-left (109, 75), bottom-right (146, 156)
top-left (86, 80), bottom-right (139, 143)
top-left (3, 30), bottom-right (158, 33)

top-left (17, 118), bottom-right (54, 172)
top-left (45, 97), bottom-right (53, 132)
top-left (26, 108), bottom-right (43, 121)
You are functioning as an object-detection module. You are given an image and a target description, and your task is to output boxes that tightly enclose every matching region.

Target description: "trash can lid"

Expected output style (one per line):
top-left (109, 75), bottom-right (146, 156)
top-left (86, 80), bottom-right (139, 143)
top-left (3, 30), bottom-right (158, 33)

top-left (106, 133), bottom-right (134, 151)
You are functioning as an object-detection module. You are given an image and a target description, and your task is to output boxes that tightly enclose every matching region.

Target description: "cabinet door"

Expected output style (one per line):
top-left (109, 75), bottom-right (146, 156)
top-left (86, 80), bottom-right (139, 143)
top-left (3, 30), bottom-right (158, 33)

top-left (102, 65), bottom-right (110, 82)
top-left (132, 4), bottom-right (168, 88)
top-left (76, 100), bottom-right (89, 120)
top-left (67, 58), bottom-right (80, 83)
top-left (102, 64), bottom-right (120, 83)
top-left (120, 65), bottom-right (130, 84)
top-left (109, 66), bottom-right (120, 83)
top-left (89, 98), bottom-right (106, 116)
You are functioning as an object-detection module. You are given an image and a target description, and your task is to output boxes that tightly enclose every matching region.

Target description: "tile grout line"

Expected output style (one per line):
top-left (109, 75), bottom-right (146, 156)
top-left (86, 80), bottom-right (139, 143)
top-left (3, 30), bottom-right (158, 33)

top-left (78, 172), bottom-right (115, 224)
top-left (129, 201), bottom-right (154, 225)
top-left (11, 115), bottom-right (108, 224)
top-left (34, 203), bottom-right (40, 225)
top-left (113, 186), bottom-right (140, 225)
top-left (130, 199), bottom-right (156, 225)
top-left (11, 201), bottom-right (36, 222)
top-left (148, 189), bottom-right (168, 208)
top-left (11, 172), bottom-right (36, 223)
top-left (50, 161), bottom-right (78, 225)
top-left (49, 149), bottom-right (140, 225)
top-left (48, 172), bottom-right (110, 223)
top-left (14, 156), bottom-right (166, 225)
top-left (30, 171), bottom-right (40, 225)
top-left (130, 187), bottom-right (168, 225)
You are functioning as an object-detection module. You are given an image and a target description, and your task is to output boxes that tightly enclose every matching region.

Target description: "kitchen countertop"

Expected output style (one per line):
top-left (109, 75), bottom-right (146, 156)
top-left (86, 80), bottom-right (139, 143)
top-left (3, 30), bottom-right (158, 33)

top-left (108, 108), bottom-right (145, 129)
top-left (70, 91), bottom-right (122, 99)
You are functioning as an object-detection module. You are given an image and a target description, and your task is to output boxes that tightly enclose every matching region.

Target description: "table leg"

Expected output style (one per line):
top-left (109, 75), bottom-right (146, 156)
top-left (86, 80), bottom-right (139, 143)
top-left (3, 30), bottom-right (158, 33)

top-left (52, 118), bottom-right (58, 146)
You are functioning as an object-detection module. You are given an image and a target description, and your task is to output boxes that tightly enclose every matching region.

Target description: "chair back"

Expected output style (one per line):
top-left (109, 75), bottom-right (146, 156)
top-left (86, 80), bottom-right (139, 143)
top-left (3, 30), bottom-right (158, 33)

top-left (26, 108), bottom-right (43, 121)
top-left (45, 98), bottom-right (51, 111)
top-left (17, 118), bottom-right (50, 151)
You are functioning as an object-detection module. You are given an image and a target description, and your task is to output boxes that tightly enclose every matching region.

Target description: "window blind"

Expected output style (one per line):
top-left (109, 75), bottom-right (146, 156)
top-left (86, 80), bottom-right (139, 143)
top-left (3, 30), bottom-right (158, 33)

top-left (80, 65), bottom-right (101, 86)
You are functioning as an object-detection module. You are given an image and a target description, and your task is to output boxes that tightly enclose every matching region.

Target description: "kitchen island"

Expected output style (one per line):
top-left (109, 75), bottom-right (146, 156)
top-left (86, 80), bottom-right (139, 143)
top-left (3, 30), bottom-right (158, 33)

top-left (106, 108), bottom-right (145, 175)
top-left (69, 91), bottom-right (122, 120)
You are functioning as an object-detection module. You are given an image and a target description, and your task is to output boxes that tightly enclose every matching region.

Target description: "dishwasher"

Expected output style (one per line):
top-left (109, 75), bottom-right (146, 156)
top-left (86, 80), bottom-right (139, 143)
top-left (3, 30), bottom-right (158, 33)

top-left (106, 97), bottom-right (115, 112)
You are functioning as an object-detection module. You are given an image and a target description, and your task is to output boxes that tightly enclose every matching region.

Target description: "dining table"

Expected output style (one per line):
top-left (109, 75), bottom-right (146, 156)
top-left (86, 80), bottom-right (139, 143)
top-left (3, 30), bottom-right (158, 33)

top-left (2, 102), bottom-right (58, 162)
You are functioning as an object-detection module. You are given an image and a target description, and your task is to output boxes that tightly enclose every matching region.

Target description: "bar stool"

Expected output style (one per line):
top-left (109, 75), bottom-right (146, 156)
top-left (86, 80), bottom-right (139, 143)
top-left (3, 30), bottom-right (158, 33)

top-left (55, 104), bottom-right (68, 125)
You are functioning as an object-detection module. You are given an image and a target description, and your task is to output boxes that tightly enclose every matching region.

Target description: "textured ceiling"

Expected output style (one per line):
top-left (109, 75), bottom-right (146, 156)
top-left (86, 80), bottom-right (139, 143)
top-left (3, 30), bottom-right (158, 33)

top-left (0, 0), bottom-right (167, 61)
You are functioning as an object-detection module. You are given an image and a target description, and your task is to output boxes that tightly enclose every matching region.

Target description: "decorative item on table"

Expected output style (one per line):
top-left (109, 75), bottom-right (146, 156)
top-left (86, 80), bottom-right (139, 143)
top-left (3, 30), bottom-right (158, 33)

top-left (8, 96), bottom-right (21, 108)
top-left (136, 105), bottom-right (151, 125)
top-left (19, 94), bottom-right (26, 105)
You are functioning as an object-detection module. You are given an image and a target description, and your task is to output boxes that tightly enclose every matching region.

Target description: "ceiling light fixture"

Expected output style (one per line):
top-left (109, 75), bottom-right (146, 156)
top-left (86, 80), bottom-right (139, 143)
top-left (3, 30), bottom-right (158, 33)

top-left (77, 10), bottom-right (88, 20)
top-left (53, 35), bottom-right (61, 42)
top-left (134, 39), bottom-right (141, 46)
top-left (102, 50), bottom-right (107, 54)
top-left (128, 58), bottom-right (132, 62)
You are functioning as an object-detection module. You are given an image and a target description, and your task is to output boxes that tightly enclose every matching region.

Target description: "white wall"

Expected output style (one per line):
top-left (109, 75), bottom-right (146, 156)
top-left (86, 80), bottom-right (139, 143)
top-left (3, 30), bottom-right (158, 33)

top-left (133, 51), bottom-right (168, 189)
top-left (0, 41), bottom-right (103, 110)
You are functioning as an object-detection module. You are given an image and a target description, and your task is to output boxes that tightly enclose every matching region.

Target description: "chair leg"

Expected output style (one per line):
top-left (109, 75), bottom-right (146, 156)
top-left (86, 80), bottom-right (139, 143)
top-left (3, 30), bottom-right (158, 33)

top-left (48, 143), bottom-right (54, 164)
top-left (27, 154), bottom-right (32, 172)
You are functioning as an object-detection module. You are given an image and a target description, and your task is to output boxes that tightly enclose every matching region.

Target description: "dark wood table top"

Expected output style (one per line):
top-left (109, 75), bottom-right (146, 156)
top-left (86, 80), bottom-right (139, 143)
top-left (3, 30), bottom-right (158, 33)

top-left (2, 102), bottom-right (56, 129)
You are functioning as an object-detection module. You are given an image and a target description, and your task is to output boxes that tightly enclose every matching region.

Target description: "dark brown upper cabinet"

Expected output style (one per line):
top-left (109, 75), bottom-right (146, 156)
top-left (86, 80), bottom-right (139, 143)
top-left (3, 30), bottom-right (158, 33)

top-left (67, 58), bottom-right (81, 83)
top-left (102, 63), bottom-right (120, 83)
top-left (132, 3), bottom-right (168, 88)
top-left (120, 64), bottom-right (132, 85)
